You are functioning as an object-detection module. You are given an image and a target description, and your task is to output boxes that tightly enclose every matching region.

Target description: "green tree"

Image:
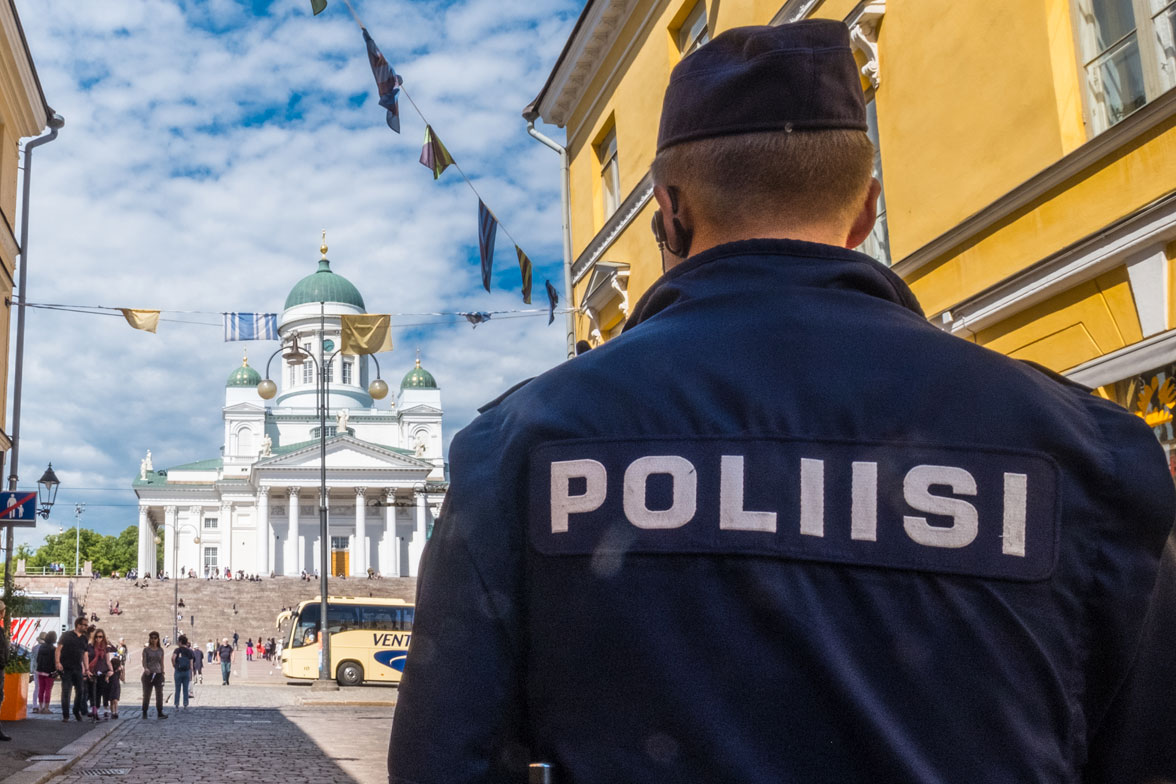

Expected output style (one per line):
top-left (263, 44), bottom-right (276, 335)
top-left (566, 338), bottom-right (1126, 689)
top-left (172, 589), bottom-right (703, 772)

top-left (27, 525), bottom-right (144, 575)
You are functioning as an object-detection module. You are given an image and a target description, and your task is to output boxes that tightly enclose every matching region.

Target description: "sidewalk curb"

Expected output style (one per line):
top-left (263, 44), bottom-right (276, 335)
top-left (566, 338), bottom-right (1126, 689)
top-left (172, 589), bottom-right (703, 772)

top-left (297, 700), bottom-right (396, 707)
top-left (0, 719), bottom-right (126, 784)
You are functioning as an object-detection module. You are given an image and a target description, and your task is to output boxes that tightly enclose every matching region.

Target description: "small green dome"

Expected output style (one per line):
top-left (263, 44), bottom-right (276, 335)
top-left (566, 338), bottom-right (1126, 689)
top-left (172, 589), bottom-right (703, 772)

top-left (401, 357), bottom-right (438, 390)
top-left (284, 258), bottom-right (366, 311)
top-left (227, 358), bottom-right (262, 388)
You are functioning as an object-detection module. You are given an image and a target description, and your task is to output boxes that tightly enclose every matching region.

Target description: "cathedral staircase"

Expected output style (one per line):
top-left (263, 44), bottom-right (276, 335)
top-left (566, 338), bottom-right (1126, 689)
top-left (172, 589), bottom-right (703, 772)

top-left (17, 574), bottom-right (417, 679)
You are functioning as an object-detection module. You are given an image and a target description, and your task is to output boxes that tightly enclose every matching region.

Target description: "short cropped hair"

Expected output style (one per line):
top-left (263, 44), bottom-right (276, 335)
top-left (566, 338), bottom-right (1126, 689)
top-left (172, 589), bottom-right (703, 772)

top-left (650, 129), bottom-right (875, 229)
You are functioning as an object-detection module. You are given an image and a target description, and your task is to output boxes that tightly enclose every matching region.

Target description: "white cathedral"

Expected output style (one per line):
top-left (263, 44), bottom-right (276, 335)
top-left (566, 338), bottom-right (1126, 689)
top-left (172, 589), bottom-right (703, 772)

top-left (133, 243), bottom-right (445, 579)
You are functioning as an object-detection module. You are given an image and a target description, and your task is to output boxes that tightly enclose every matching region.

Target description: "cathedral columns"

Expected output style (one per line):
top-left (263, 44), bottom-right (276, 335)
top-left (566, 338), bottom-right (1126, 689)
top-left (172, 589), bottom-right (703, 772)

top-left (137, 507), bottom-right (150, 576)
top-left (409, 492), bottom-right (427, 577)
top-left (287, 488), bottom-right (300, 576)
top-left (220, 502), bottom-right (232, 573)
top-left (353, 487), bottom-right (367, 577)
top-left (256, 490), bottom-right (270, 576)
top-left (381, 490), bottom-right (395, 577)
top-left (163, 506), bottom-right (177, 577)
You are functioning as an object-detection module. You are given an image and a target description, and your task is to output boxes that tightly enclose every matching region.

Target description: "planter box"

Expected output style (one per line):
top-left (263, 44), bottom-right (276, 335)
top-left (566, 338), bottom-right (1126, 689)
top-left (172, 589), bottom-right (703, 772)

top-left (0, 673), bottom-right (27, 720)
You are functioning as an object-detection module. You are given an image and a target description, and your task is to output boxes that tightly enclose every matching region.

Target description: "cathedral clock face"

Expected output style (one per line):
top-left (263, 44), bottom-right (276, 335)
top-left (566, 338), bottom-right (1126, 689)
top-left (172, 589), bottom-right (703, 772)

top-left (322, 339), bottom-right (335, 352)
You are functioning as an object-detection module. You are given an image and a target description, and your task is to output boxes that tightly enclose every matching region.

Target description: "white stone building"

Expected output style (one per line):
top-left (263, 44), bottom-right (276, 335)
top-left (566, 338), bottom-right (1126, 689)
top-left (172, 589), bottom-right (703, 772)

top-left (133, 248), bottom-right (445, 578)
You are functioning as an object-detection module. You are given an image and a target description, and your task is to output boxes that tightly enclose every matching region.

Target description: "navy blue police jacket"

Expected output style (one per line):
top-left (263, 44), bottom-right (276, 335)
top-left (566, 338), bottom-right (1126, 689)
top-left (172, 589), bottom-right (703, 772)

top-left (388, 239), bottom-right (1176, 784)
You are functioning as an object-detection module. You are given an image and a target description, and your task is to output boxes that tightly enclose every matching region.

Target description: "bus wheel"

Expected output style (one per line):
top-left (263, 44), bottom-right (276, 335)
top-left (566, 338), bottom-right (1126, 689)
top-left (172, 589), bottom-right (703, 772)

top-left (337, 661), bottom-right (364, 687)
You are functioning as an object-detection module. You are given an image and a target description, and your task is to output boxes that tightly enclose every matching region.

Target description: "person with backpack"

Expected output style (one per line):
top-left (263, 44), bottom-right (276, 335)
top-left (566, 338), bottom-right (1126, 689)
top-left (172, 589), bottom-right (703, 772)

top-left (171, 635), bottom-right (195, 709)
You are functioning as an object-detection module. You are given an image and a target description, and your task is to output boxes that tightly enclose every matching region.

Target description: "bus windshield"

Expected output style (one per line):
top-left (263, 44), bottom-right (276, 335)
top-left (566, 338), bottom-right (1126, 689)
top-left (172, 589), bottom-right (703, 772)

top-left (289, 602), bottom-right (414, 648)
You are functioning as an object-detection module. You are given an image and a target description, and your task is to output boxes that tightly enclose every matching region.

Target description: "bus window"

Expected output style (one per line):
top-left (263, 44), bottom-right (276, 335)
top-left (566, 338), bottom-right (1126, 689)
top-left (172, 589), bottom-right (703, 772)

top-left (290, 603), bottom-right (362, 647)
top-left (360, 605), bottom-right (414, 631)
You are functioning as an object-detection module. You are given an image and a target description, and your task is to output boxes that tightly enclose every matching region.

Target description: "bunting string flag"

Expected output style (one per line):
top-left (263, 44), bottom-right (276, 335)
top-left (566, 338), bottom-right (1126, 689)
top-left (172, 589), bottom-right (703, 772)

top-left (318, 2), bottom-right (553, 311)
top-left (310, 0), bottom-right (327, 15)
top-left (224, 312), bottom-right (278, 341)
top-left (419, 125), bottom-right (455, 180)
top-left (477, 200), bottom-right (497, 294)
top-left (340, 313), bottom-right (395, 355)
top-left (119, 308), bottom-right (160, 334)
top-left (545, 281), bottom-right (559, 326)
top-left (516, 247), bottom-right (533, 305)
top-left (362, 27), bottom-right (403, 133)
top-left (460, 312), bottom-right (492, 328)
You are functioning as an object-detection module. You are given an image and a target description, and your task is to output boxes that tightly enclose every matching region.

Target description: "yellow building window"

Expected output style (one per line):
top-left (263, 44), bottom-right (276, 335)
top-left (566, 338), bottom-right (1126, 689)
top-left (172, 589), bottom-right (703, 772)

top-left (598, 127), bottom-right (621, 219)
top-left (858, 96), bottom-right (891, 266)
top-left (675, 2), bottom-right (710, 56)
top-left (1075, 0), bottom-right (1176, 134)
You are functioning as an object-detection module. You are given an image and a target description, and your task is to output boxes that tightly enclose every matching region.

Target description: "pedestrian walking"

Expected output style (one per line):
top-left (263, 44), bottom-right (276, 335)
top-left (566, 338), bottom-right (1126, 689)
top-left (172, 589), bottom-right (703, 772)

top-left (245, 639), bottom-right (254, 661)
top-left (107, 654), bottom-right (124, 718)
top-left (56, 615), bottom-right (89, 722)
top-left (388, 20), bottom-right (1176, 784)
top-left (34, 631), bottom-right (57, 713)
top-left (140, 631), bottom-right (168, 719)
top-left (85, 629), bottom-right (112, 722)
top-left (170, 636), bottom-right (195, 709)
top-left (218, 638), bottom-right (234, 685)
top-left (192, 644), bottom-right (204, 687)
top-left (232, 631), bottom-right (239, 649)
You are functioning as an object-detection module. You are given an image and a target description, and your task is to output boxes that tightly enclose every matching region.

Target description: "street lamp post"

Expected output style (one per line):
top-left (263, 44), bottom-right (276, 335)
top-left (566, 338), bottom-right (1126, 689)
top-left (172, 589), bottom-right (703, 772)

top-left (73, 503), bottom-right (84, 576)
top-left (257, 302), bottom-right (387, 687)
top-left (154, 523), bottom-right (200, 642)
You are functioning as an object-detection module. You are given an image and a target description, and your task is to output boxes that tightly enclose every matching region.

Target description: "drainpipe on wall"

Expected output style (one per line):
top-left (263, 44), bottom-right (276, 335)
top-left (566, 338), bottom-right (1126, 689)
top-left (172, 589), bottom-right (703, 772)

top-left (4, 111), bottom-right (64, 625)
top-left (523, 108), bottom-right (575, 359)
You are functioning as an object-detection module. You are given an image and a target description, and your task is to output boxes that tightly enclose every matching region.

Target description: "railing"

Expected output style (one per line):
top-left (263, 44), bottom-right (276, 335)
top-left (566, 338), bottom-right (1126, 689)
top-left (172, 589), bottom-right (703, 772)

top-left (18, 566), bottom-right (86, 577)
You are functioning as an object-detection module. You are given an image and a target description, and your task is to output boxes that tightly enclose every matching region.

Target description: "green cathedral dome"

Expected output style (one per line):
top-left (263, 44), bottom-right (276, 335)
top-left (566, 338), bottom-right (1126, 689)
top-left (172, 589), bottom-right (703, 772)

top-left (401, 356), bottom-right (438, 390)
top-left (284, 258), bottom-right (366, 311)
top-left (227, 357), bottom-right (262, 388)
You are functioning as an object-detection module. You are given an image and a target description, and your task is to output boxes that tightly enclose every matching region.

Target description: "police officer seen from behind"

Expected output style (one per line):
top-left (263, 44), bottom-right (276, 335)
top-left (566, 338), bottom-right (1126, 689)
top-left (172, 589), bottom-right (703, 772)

top-left (389, 21), bottom-right (1176, 784)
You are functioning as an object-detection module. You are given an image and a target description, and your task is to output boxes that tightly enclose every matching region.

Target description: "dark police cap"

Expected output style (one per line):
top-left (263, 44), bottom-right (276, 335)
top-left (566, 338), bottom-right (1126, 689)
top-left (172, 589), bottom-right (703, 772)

top-left (657, 20), bottom-right (867, 153)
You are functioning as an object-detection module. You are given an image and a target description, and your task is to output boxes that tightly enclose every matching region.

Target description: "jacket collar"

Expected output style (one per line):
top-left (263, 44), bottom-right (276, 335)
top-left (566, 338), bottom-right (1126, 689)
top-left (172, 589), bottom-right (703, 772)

top-left (624, 238), bottom-right (924, 331)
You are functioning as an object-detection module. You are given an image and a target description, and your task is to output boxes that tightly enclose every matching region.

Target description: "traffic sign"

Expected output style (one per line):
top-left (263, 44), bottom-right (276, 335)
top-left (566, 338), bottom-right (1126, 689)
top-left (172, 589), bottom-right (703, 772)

top-left (0, 491), bottom-right (38, 527)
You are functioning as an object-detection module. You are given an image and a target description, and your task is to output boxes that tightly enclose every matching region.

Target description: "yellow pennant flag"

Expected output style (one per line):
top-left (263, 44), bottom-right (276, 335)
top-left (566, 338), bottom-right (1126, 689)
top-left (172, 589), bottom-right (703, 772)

top-left (340, 314), bottom-right (394, 355)
top-left (119, 308), bottom-right (160, 334)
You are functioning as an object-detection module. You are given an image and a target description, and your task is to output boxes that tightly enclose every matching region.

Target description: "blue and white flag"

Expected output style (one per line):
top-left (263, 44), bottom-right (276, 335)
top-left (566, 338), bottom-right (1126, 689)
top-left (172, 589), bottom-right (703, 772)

top-left (224, 313), bottom-right (278, 341)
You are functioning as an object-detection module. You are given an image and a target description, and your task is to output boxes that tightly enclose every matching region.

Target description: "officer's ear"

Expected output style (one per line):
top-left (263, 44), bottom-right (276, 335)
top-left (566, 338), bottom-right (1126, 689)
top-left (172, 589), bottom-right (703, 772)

top-left (652, 184), bottom-right (693, 266)
top-left (845, 177), bottom-right (881, 250)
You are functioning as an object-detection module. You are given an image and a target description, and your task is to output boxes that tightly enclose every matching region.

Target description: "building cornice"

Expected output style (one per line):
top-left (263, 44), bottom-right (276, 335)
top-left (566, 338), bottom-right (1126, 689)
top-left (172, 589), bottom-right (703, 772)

top-left (770, 0), bottom-right (827, 24)
top-left (1065, 327), bottom-right (1176, 387)
top-left (937, 191), bottom-right (1176, 337)
top-left (573, 171), bottom-right (653, 285)
top-left (893, 87), bottom-right (1176, 280)
top-left (530, 0), bottom-right (636, 128)
top-left (0, 0), bottom-right (47, 136)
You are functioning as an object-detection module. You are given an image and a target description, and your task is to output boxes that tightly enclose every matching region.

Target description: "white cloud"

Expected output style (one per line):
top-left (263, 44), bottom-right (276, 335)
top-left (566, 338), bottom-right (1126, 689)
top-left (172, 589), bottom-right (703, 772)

top-left (10, 0), bottom-right (581, 547)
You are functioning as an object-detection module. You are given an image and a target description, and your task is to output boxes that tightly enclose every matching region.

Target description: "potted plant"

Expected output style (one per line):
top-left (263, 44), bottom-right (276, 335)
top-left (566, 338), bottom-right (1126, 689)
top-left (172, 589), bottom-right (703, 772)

top-left (0, 652), bottom-right (29, 721)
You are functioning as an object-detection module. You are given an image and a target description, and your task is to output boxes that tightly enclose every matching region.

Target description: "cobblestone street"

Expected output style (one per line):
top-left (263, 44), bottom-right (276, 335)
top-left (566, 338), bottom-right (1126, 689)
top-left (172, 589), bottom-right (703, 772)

top-left (34, 682), bottom-right (395, 784)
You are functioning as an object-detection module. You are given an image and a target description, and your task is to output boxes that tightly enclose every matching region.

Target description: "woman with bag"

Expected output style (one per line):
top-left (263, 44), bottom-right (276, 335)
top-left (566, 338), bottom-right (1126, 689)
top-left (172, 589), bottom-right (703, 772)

top-left (140, 631), bottom-right (167, 719)
top-left (85, 629), bottom-right (112, 722)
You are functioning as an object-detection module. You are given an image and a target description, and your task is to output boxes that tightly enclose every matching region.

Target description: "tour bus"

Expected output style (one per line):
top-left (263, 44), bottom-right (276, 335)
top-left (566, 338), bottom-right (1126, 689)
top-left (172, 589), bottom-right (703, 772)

top-left (10, 591), bottom-right (74, 655)
top-left (277, 596), bottom-right (413, 686)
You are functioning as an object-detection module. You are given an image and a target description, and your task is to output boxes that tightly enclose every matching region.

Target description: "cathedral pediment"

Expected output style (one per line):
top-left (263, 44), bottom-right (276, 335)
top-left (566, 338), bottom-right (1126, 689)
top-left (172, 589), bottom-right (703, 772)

top-left (223, 402), bottom-right (266, 414)
top-left (398, 404), bottom-right (442, 416)
top-left (253, 435), bottom-right (431, 472)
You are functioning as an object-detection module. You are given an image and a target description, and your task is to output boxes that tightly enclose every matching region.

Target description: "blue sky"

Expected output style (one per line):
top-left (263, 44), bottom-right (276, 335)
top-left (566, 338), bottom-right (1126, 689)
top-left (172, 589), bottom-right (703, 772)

top-left (10, 0), bottom-right (581, 545)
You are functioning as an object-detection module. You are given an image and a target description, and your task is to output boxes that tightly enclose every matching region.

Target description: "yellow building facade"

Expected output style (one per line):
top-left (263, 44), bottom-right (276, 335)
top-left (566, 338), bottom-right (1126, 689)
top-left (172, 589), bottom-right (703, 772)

top-left (529, 0), bottom-right (1176, 471)
top-left (0, 1), bottom-right (51, 465)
